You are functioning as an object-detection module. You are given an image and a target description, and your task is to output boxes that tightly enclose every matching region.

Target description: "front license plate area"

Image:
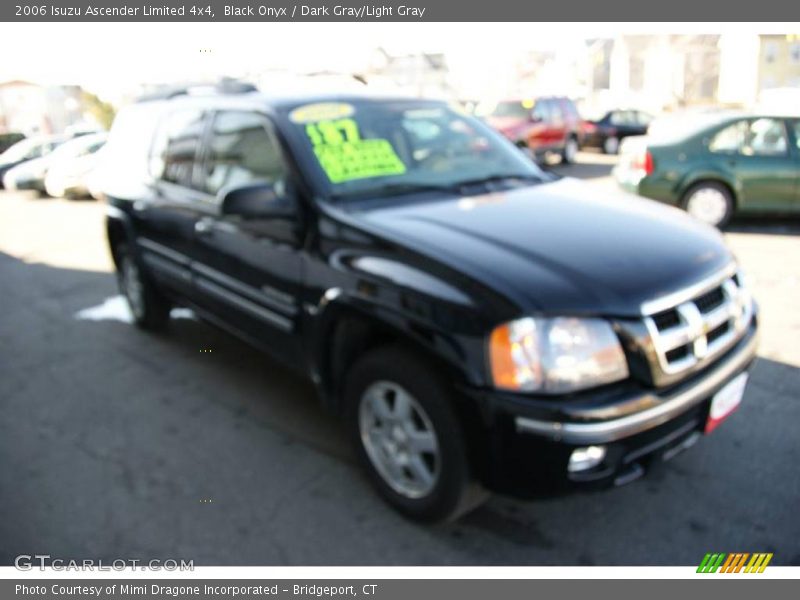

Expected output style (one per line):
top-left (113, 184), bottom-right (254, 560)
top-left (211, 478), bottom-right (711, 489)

top-left (705, 372), bottom-right (748, 434)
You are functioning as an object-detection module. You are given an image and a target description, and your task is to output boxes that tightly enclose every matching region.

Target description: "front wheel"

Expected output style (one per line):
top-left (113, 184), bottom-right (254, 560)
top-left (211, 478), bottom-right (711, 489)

top-left (344, 346), bottom-right (486, 522)
top-left (682, 182), bottom-right (734, 229)
top-left (116, 243), bottom-right (171, 331)
top-left (561, 136), bottom-right (578, 164)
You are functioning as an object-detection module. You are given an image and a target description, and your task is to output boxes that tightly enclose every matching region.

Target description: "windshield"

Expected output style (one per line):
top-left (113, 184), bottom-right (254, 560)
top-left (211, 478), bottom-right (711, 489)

top-left (1, 138), bottom-right (43, 162)
top-left (489, 101), bottom-right (531, 119)
top-left (283, 99), bottom-right (544, 200)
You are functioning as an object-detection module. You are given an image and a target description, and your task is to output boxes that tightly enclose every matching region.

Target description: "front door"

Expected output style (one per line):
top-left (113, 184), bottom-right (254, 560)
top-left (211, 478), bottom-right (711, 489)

top-left (188, 110), bottom-right (304, 365)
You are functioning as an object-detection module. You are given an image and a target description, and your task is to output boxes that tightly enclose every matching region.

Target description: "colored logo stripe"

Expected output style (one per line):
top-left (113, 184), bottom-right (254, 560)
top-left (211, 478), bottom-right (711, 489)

top-left (697, 553), bottom-right (773, 573)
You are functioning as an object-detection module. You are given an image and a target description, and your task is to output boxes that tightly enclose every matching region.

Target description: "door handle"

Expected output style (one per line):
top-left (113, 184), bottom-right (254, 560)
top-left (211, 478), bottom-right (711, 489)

top-left (194, 218), bottom-right (214, 235)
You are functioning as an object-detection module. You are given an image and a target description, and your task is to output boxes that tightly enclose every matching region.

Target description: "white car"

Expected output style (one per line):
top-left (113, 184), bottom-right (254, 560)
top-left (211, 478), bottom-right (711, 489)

top-left (44, 133), bottom-right (107, 198)
top-left (3, 133), bottom-right (105, 195)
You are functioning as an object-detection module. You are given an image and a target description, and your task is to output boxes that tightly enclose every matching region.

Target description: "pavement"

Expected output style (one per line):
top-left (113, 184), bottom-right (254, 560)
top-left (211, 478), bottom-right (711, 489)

top-left (1, 153), bottom-right (799, 566)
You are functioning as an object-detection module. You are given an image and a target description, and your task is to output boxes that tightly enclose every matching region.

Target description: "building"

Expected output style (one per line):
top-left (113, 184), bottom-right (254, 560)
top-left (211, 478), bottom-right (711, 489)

top-left (0, 80), bottom-right (86, 135)
top-left (586, 33), bottom-right (800, 115)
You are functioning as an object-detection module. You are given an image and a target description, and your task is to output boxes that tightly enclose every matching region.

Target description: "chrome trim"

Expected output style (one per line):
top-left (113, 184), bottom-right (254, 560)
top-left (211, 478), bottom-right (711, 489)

top-left (193, 262), bottom-right (297, 316)
top-left (643, 270), bottom-right (753, 381)
top-left (195, 279), bottom-right (293, 332)
top-left (141, 253), bottom-right (191, 283)
top-left (514, 329), bottom-right (757, 444)
top-left (138, 238), bottom-right (191, 266)
top-left (640, 262), bottom-right (737, 316)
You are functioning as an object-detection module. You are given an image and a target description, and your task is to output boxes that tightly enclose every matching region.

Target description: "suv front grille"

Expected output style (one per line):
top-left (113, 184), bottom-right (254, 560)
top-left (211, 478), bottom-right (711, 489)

top-left (642, 268), bottom-right (753, 383)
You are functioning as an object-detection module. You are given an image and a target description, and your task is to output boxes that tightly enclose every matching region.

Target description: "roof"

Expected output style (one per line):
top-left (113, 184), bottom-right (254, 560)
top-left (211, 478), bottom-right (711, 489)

top-left (134, 79), bottom-right (434, 112)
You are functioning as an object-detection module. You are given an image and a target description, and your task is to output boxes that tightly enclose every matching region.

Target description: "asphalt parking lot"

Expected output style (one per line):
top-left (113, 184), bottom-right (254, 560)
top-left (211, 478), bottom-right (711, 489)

top-left (1, 152), bottom-right (799, 566)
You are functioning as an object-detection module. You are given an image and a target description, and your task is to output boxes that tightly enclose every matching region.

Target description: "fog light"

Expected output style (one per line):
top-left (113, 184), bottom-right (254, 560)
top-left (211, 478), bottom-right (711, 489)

top-left (568, 445), bottom-right (607, 473)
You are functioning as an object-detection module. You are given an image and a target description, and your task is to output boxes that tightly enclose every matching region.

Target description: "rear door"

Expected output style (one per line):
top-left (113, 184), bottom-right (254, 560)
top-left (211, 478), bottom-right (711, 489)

top-left (189, 110), bottom-right (304, 363)
top-left (134, 108), bottom-right (210, 296)
top-left (790, 119), bottom-right (800, 210)
top-left (708, 117), bottom-right (797, 212)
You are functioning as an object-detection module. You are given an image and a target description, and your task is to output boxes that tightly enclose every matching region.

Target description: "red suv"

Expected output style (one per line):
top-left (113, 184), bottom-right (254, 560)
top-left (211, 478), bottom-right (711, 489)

top-left (485, 97), bottom-right (583, 163)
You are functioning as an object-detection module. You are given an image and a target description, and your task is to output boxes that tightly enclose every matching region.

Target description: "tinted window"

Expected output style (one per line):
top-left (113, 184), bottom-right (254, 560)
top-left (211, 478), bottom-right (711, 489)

top-left (152, 109), bottom-right (206, 187)
top-left (202, 111), bottom-right (287, 196)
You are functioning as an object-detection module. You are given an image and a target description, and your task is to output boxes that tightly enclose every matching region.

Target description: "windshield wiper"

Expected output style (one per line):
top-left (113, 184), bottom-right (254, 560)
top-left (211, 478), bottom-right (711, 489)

top-left (449, 173), bottom-right (544, 189)
top-left (331, 174), bottom-right (543, 202)
top-left (331, 182), bottom-right (463, 201)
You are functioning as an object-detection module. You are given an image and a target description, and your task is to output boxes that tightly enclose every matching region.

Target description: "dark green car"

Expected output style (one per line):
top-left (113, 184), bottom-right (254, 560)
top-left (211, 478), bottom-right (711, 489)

top-left (615, 113), bottom-right (800, 227)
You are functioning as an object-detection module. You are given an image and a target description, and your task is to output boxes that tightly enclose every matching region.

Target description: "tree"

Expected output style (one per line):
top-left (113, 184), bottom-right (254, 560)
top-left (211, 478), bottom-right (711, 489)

top-left (80, 90), bottom-right (116, 130)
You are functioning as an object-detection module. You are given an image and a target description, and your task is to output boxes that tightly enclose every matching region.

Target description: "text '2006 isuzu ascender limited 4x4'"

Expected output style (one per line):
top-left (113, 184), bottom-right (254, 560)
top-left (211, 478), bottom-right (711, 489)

top-left (102, 82), bottom-right (758, 521)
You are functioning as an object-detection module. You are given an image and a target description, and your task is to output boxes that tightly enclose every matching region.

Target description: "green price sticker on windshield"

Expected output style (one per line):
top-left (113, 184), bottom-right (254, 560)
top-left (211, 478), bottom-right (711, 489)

top-left (305, 118), bottom-right (406, 183)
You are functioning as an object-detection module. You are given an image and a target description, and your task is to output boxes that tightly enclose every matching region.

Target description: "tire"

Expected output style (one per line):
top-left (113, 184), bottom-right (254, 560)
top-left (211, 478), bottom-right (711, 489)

top-left (344, 346), bottom-right (486, 522)
top-left (561, 136), bottom-right (578, 164)
top-left (603, 136), bottom-right (619, 155)
top-left (116, 243), bottom-right (171, 331)
top-left (682, 181), bottom-right (734, 229)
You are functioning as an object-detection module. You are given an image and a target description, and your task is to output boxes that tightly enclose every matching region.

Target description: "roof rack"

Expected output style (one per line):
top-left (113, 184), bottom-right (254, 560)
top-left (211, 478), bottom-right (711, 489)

top-left (135, 78), bottom-right (258, 103)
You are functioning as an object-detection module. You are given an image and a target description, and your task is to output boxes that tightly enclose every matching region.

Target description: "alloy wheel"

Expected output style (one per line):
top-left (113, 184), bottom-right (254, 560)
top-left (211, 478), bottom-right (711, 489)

top-left (359, 381), bottom-right (440, 499)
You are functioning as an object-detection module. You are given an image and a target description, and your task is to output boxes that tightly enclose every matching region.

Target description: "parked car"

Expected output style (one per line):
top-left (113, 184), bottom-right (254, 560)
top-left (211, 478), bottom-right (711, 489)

top-left (615, 112), bottom-right (800, 228)
top-left (0, 132), bottom-right (26, 154)
top-left (3, 134), bottom-right (98, 193)
top-left (582, 109), bottom-right (653, 154)
top-left (44, 133), bottom-right (107, 198)
top-left (484, 97), bottom-right (583, 163)
top-left (104, 84), bottom-right (758, 521)
top-left (0, 135), bottom-right (67, 189)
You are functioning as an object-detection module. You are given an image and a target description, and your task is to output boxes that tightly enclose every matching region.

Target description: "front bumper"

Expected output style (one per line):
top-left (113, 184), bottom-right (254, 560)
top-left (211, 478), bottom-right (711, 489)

top-left (469, 321), bottom-right (758, 496)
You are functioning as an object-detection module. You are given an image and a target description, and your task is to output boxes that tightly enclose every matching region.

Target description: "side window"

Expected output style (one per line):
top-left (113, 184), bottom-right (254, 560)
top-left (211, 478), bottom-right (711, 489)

top-left (709, 121), bottom-right (747, 153)
top-left (151, 109), bottom-right (206, 187)
top-left (202, 111), bottom-right (287, 197)
top-left (532, 100), bottom-right (551, 122)
top-left (609, 111), bottom-right (627, 126)
top-left (548, 100), bottom-right (564, 123)
top-left (793, 121), bottom-right (800, 151)
top-left (710, 119), bottom-right (788, 156)
top-left (745, 118), bottom-right (787, 156)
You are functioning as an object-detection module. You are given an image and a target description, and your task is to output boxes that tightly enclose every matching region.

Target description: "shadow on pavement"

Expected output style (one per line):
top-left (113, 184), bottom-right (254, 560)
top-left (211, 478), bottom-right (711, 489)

top-left (1, 251), bottom-right (799, 565)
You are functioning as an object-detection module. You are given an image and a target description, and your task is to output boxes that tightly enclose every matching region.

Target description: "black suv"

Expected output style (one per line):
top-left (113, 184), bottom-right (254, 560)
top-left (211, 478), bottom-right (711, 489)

top-left (103, 83), bottom-right (758, 521)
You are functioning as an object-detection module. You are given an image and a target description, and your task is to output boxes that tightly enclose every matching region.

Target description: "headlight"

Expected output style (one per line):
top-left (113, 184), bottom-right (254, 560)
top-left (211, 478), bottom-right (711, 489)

top-left (488, 317), bottom-right (629, 393)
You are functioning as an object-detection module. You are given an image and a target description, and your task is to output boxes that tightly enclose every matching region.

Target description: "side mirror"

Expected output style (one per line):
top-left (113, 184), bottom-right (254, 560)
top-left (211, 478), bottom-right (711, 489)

top-left (219, 182), bottom-right (296, 220)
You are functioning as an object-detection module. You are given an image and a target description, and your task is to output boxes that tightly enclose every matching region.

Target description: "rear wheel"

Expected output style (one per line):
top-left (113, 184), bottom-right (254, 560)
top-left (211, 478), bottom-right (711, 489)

top-left (603, 136), bottom-right (619, 155)
top-left (682, 182), bottom-right (734, 229)
top-left (116, 243), bottom-right (171, 331)
top-left (344, 346), bottom-right (486, 522)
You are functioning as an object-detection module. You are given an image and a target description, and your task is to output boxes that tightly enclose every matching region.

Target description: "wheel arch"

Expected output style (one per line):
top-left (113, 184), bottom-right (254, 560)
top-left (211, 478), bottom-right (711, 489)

top-left (312, 296), bottom-right (492, 484)
top-left (105, 206), bottom-right (136, 270)
top-left (679, 174), bottom-right (739, 209)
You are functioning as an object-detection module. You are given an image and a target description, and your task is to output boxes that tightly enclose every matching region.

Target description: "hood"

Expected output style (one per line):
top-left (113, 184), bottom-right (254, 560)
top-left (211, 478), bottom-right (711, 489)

top-left (358, 178), bottom-right (733, 317)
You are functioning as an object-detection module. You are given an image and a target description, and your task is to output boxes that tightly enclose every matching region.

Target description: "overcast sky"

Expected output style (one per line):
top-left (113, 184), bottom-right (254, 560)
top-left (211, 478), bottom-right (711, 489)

top-left (0, 22), bottom-right (794, 101)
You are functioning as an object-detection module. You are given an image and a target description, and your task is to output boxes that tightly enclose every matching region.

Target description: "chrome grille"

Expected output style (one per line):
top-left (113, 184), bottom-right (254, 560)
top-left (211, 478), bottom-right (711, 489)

top-left (642, 267), bottom-right (753, 382)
